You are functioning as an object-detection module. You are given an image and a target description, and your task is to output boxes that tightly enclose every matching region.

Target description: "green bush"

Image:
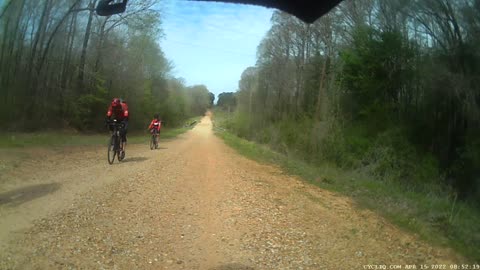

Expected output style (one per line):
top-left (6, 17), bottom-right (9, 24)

top-left (360, 128), bottom-right (441, 189)
top-left (72, 94), bottom-right (108, 131)
top-left (231, 112), bottom-right (252, 139)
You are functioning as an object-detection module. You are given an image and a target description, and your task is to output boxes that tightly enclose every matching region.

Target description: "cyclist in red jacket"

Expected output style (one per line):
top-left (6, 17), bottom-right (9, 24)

top-left (106, 98), bottom-right (129, 155)
top-left (148, 114), bottom-right (162, 136)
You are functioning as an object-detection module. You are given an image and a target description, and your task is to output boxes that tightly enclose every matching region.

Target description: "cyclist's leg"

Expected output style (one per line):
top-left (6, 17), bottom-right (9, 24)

top-left (121, 121), bottom-right (128, 152)
top-left (122, 132), bottom-right (127, 151)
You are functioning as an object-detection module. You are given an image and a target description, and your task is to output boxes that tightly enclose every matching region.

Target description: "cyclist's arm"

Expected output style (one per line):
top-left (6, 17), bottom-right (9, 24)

top-left (106, 105), bottom-right (113, 118)
top-left (121, 103), bottom-right (129, 119)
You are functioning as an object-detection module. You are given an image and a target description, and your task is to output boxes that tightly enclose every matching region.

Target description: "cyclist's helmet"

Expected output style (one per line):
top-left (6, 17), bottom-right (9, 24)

top-left (111, 98), bottom-right (121, 108)
top-left (154, 114), bottom-right (159, 119)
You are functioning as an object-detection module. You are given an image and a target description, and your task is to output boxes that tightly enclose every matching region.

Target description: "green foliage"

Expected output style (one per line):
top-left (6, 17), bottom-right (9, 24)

top-left (133, 79), bottom-right (157, 129)
top-left (71, 80), bottom-right (109, 131)
top-left (216, 92), bottom-right (237, 111)
top-left (364, 129), bottom-right (440, 186)
top-left (319, 124), bottom-right (370, 168)
top-left (229, 112), bottom-right (251, 138)
top-left (217, 1), bottom-right (480, 261)
top-left (0, 0), bottom-right (208, 133)
top-left (187, 85), bottom-right (212, 116)
top-left (157, 78), bottom-right (187, 126)
top-left (208, 92), bottom-right (215, 108)
top-left (214, 124), bottom-right (480, 262)
top-left (229, 5), bottom-right (480, 207)
top-left (72, 94), bottom-right (106, 131)
top-left (340, 27), bottom-right (416, 122)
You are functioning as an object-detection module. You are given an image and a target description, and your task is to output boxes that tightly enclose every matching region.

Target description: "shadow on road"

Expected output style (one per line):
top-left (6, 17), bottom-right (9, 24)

top-left (154, 147), bottom-right (168, 150)
top-left (122, 156), bottom-right (149, 163)
top-left (0, 183), bottom-right (60, 206)
top-left (209, 263), bottom-right (255, 270)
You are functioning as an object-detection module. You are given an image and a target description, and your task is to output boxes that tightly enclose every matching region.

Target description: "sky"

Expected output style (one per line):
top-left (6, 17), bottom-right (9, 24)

top-left (158, 0), bottom-right (273, 99)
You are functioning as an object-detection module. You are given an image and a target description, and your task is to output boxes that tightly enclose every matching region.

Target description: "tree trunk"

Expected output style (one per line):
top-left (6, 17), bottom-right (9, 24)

top-left (94, 17), bottom-right (110, 73)
top-left (1, 0), bottom-right (26, 99)
top-left (37, 1), bottom-right (79, 77)
top-left (6, 0), bottom-right (26, 82)
top-left (61, 8), bottom-right (78, 91)
top-left (28, 0), bottom-right (51, 79)
top-left (78, 0), bottom-right (97, 92)
top-left (0, 0), bottom-right (13, 19)
top-left (315, 56), bottom-right (329, 121)
top-left (0, 16), bottom-right (11, 89)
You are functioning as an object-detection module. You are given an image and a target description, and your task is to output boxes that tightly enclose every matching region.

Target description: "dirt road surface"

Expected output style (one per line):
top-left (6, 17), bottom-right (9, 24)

top-left (0, 115), bottom-right (463, 269)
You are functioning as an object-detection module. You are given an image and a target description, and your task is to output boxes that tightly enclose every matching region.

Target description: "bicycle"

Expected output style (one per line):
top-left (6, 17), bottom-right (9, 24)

top-left (150, 129), bottom-right (159, 150)
top-left (107, 119), bottom-right (126, 164)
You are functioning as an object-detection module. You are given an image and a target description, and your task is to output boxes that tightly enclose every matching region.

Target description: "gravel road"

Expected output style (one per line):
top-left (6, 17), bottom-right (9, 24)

top-left (0, 115), bottom-right (463, 269)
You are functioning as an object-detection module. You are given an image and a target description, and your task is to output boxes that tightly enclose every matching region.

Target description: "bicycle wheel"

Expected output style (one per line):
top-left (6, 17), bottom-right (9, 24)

top-left (155, 134), bottom-right (159, 149)
top-left (150, 134), bottom-right (155, 150)
top-left (117, 137), bottom-right (124, 161)
top-left (107, 136), bottom-right (116, 164)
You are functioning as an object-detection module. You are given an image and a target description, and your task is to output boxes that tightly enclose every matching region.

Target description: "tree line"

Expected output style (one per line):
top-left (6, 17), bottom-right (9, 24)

top-left (223, 0), bottom-right (480, 202)
top-left (0, 0), bottom-right (213, 131)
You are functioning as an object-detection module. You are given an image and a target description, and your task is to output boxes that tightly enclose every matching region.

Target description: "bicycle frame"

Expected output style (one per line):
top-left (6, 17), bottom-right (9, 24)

top-left (150, 129), bottom-right (159, 150)
top-left (107, 120), bottom-right (125, 164)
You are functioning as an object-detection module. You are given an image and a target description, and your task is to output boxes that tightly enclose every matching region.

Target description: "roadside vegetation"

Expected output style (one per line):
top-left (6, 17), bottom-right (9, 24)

top-left (0, 117), bottom-right (200, 148)
top-left (214, 0), bottom-right (480, 261)
top-left (0, 0), bottom-right (213, 132)
top-left (214, 110), bottom-right (480, 262)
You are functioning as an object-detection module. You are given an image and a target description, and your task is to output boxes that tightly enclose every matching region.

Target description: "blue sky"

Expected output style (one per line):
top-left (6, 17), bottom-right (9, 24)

top-left (158, 0), bottom-right (273, 98)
